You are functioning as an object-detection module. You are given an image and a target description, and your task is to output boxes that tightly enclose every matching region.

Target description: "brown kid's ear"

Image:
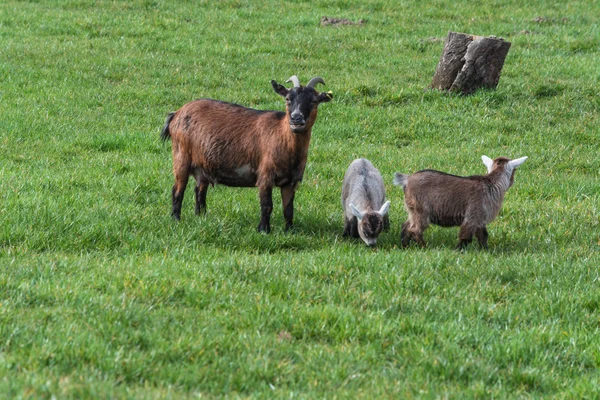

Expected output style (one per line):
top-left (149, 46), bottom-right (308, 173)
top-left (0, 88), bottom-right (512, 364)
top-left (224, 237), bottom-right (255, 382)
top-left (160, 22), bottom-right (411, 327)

top-left (317, 91), bottom-right (333, 103)
top-left (271, 80), bottom-right (289, 97)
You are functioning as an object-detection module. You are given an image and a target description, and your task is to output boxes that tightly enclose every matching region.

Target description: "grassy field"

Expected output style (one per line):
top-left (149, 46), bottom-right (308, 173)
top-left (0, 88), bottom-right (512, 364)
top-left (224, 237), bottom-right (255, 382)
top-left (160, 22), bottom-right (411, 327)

top-left (1, 0), bottom-right (599, 398)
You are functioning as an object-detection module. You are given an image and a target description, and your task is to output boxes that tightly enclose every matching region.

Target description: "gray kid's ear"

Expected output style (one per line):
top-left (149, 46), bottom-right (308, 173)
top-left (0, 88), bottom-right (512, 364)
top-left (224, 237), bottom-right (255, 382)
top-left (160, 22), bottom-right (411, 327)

top-left (482, 155), bottom-right (494, 173)
top-left (508, 156), bottom-right (528, 169)
top-left (350, 204), bottom-right (364, 220)
top-left (378, 201), bottom-right (390, 216)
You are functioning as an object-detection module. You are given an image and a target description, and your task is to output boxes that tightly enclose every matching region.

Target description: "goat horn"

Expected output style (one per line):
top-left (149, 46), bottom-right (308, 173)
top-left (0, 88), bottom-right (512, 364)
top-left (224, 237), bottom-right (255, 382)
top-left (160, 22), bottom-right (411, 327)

top-left (286, 76), bottom-right (301, 88)
top-left (306, 77), bottom-right (325, 88)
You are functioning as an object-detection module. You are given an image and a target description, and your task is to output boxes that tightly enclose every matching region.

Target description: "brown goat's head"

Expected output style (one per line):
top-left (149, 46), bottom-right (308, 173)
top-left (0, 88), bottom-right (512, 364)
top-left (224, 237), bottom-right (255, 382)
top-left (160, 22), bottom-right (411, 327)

top-left (350, 201), bottom-right (390, 247)
top-left (271, 76), bottom-right (332, 134)
top-left (482, 155), bottom-right (528, 187)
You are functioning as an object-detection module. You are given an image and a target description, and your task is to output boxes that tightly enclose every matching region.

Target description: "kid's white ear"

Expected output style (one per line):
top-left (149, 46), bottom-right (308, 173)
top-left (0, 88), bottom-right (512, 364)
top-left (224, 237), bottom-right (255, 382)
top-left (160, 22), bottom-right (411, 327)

top-left (508, 156), bottom-right (528, 169)
top-left (349, 203), bottom-right (364, 220)
top-left (378, 201), bottom-right (390, 216)
top-left (482, 155), bottom-right (494, 173)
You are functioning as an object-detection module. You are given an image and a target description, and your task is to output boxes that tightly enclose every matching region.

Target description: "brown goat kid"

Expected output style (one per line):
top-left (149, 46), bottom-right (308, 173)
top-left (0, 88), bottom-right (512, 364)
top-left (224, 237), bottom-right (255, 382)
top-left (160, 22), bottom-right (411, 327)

top-left (393, 155), bottom-right (528, 250)
top-left (161, 76), bottom-right (332, 232)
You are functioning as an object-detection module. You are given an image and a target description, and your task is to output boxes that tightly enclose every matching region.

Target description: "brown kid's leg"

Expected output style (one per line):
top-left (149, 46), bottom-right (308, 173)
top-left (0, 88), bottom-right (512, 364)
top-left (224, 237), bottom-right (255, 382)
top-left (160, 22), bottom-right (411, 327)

top-left (408, 214), bottom-right (428, 248)
top-left (456, 223), bottom-right (474, 250)
top-left (475, 226), bottom-right (489, 249)
top-left (401, 221), bottom-right (412, 248)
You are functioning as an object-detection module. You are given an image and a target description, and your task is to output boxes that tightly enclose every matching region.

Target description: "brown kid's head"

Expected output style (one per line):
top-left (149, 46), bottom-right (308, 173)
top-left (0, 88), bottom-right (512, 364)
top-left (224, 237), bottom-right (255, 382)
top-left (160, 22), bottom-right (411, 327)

top-left (482, 155), bottom-right (528, 188)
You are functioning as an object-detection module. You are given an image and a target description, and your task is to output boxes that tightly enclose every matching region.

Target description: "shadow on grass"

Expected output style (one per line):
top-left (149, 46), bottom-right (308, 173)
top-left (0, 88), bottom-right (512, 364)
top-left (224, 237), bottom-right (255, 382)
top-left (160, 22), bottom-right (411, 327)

top-left (11, 204), bottom-right (541, 257)
top-left (162, 212), bottom-right (536, 255)
top-left (384, 226), bottom-right (538, 255)
top-left (167, 212), bottom-right (553, 257)
top-left (168, 209), bottom-right (415, 254)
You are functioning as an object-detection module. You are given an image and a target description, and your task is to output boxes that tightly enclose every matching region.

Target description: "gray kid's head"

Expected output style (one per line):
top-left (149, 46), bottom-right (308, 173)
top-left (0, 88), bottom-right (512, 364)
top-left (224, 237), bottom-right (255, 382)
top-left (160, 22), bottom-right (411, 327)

top-left (349, 201), bottom-right (390, 247)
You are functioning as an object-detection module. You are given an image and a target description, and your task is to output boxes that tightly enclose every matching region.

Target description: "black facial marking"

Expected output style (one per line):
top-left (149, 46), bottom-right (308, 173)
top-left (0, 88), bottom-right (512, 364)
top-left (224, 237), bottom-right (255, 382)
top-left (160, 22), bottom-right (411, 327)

top-left (295, 88), bottom-right (317, 118)
top-left (286, 87), bottom-right (319, 131)
top-left (362, 213), bottom-right (383, 238)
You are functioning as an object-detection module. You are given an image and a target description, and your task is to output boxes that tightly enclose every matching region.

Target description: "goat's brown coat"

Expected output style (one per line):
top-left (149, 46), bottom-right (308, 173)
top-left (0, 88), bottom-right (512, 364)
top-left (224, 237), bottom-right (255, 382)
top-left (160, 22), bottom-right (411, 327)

top-left (162, 79), bottom-right (331, 232)
top-left (395, 156), bottom-right (526, 249)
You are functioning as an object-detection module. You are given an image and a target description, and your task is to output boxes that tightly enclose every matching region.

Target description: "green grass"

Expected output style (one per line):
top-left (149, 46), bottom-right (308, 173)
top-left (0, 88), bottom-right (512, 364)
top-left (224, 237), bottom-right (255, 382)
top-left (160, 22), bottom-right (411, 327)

top-left (1, 0), bottom-right (599, 398)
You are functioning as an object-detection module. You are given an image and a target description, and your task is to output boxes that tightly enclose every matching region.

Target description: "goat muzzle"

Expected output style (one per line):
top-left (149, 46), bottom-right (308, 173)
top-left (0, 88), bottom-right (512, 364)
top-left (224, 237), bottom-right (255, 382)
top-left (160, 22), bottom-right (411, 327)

top-left (289, 113), bottom-right (306, 133)
top-left (289, 122), bottom-right (306, 133)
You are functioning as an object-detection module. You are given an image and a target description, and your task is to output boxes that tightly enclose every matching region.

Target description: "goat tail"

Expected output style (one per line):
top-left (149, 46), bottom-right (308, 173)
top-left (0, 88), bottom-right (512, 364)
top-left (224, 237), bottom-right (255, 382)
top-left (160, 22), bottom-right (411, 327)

top-left (160, 112), bottom-right (176, 142)
top-left (393, 173), bottom-right (408, 189)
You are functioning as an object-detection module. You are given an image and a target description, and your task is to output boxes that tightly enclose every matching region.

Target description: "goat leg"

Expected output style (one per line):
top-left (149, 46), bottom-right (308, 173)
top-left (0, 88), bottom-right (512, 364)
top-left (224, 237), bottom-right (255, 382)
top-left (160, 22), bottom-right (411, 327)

top-left (413, 230), bottom-right (426, 247)
top-left (343, 218), bottom-right (352, 237)
top-left (475, 226), bottom-right (489, 249)
top-left (456, 224), bottom-right (474, 250)
top-left (172, 185), bottom-right (186, 220)
top-left (401, 221), bottom-right (412, 247)
top-left (343, 216), bottom-right (359, 238)
top-left (194, 182), bottom-right (208, 215)
top-left (171, 157), bottom-right (190, 220)
top-left (343, 216), bottom-right (360, 238)
top-left (258, 186), bottom-right (273, 233)
top-left (349, 217), bottom-right (359, 238)
top-left (281, 184), bottom-right (295, 232)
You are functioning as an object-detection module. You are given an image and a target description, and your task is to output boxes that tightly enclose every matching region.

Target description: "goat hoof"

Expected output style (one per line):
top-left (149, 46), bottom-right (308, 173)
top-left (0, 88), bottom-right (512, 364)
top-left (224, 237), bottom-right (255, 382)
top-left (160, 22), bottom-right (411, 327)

top-left (257, 224), bottom-right (271, 234)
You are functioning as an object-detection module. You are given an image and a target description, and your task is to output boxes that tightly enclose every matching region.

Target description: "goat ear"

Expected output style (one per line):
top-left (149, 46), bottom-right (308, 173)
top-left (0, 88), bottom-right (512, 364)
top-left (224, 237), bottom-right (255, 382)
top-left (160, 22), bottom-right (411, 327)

top-left (508, 156), bottom-right (528, 169)
top-left (317, 91), bottom-right (333, 103)
top-left (271, 80), bottom-right (289, 97)
top-left (349, 204), bottom-right (364, 220)
top-left (378, 201), bottom-right (390, 216)
top-left (481, 155), bottom-right (494, 173)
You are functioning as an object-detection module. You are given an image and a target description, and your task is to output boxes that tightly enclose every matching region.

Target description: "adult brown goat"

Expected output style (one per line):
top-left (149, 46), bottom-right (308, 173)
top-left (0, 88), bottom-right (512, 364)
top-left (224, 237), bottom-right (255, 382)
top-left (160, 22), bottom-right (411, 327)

top-left (161, 76), bottom-right (332, 232)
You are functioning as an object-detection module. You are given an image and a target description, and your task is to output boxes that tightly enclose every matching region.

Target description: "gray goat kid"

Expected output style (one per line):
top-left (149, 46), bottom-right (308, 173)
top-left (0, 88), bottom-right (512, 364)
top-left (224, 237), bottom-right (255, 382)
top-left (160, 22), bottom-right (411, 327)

top-left (393, 155), bottom-right (528, 250)
top-left (342, 158), bottom-right (391, 246)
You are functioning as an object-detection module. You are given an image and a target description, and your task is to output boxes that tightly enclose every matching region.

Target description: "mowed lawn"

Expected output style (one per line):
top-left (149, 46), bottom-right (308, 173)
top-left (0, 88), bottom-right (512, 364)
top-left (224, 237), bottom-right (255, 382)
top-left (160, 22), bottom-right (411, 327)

top-left (1, 0), bottom-right (599, 398)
